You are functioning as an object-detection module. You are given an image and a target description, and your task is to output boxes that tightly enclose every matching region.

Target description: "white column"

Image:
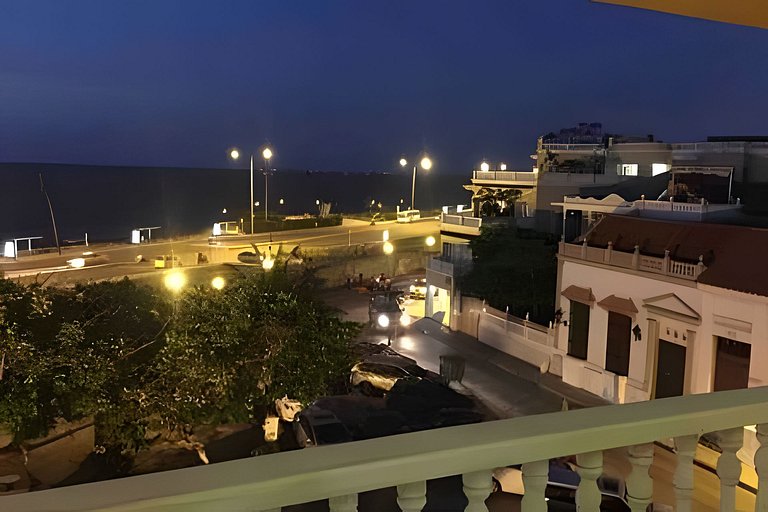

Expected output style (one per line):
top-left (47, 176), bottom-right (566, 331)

top-left (329, 493), bottom-right (358, 512)
top-left (521, 459), bottom-right (549, 512)
top-left (716, 428), bottom-right (744, 512)
top-left (397, 480), bottom-right (426, 512)
top-left (626, 443), bottom-right (654, 512)
top-left (462, 470), bottom-right (492, 512)
top-left (755, 423), bottom-right (768, 512)
top-left (673, 434), bottom-right (699, 512)
top-left (575, 451), bottom-right (603, 512)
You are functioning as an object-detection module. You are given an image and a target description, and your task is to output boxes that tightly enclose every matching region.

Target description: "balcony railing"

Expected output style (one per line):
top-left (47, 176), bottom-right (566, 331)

top-left (540, 143), bottom-right (603, 152)
top-left (4, 387), bottom-right (768, 511)
top-left (472, 170), bottom-right (538, 183)
top-left (559, 241), bottom-right (705, 281)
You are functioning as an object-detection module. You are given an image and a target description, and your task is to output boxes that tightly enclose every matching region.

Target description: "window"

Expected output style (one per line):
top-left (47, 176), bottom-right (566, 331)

top-left (617, 164), bottom-right (638, 176)
top-left (714, 337), bottom-right (751, 391)
top-left (605, 311), bottom-right (631, 376)
top-left (652, 163), bottom-right (669, 176)
top-left (567, 301), bottom-right (590, 360)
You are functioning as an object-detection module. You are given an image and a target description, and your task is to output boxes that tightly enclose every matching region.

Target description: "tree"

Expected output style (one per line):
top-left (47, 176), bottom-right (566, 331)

top-left (458, 225), bottom-right (557, 324)
top-left (140, 272), bottom-right (357, 435)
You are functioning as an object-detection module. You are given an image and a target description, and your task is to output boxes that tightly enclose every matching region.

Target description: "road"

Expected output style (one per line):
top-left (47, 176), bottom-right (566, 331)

top-left (0, 219), bottom-right (441, 283)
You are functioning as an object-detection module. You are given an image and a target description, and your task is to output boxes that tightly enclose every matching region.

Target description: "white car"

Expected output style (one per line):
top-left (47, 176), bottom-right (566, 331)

top-left (66, 251), bottom-right (107, 268)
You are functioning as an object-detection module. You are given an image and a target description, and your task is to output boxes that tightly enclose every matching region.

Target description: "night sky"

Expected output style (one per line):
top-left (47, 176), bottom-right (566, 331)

top-left (1, 1), bottom-right (767, 174)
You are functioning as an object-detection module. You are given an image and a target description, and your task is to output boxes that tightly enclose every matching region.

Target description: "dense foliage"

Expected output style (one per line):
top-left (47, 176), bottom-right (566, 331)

top-left (459, 225), bottom-right (557, 324)
top-left (0, 272), bottom-right (356, 455)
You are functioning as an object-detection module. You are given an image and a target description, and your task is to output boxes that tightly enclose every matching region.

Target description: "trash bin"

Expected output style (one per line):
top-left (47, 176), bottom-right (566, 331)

top-left (439, 355), bottom-right (465, 384)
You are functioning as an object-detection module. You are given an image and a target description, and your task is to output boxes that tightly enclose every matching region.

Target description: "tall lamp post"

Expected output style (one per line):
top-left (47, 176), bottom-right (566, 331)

top-left (262, 147), bottom-right (273, 221)
top-left (399, 155), bottom-right (432, 211)
top-left (230, 145), bottom-right (274, 233)
top-left (229, 148), bottom-right (255, 235)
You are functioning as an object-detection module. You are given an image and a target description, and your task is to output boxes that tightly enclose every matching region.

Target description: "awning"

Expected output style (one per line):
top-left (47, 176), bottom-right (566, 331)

top-left (561, 285), bottom-right (595, 305)
top-left (598, 295), bottom-right (638, 317)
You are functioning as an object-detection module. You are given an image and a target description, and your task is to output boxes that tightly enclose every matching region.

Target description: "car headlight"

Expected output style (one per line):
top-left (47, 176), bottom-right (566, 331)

top-left (377, 314), bottom-right (390, 328)
top-left (400, 314), bottom-right (411, 326)
top-left (68, 258), bottom-right (85, 268)
top-left (409, 284), bottom-right (416, 292)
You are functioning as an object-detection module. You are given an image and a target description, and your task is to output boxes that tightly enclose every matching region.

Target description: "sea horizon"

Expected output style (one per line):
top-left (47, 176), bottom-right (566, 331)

top-left (1, 162), bottom-right (475, 246)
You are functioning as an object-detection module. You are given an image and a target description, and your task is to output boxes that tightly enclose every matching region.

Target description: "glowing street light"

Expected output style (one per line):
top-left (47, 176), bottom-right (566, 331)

top-left (425, 235), bottom-right (436, 247)
top-left (399, 154), bottom-right (433, 211)
top-left (262, 256), bottom-right (275, 271)
top-left (229, 144), bottom-right (275, 231)
top-left (480, 161), bottom-right (490, 172)
top-left (211, 276), bottom-right (225, 290)
top-left (500, 163), bottom-right (507, 171)
top-left (262, 147), bottom-right (273, 221)
top-left (164, 271), bottom-right (186, 294)
top-left (383, 241), bottom-right (394, 255)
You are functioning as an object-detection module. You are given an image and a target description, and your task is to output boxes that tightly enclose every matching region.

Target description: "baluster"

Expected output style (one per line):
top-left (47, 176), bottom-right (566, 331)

top-left (755, 424), bottom-right (768, 512)
top-left (462, 470), bottom-right (492, 512)
top-left (716, 427), bottom-right (743, 512)
top-left (521, 459), bottom-right (549, 512)
top-left (626, 443), bottom-right (654, 512)
top-left (575, 451), bottom-right (603, 512)
top-left (674, 434), bottom-right (699, 512)
top-left (397, 480), bottom-right (426, 512)
top-left (329, 493), bottom-right (358, 512)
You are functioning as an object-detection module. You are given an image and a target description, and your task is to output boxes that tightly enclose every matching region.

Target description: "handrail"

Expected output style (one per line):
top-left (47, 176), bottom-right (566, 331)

top-left (5, 387), bottom-right (768, 511)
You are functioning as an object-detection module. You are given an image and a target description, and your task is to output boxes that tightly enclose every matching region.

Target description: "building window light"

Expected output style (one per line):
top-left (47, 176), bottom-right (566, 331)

top-left (652, 163), bottom-right (670, 176)
top-left (618, 164), bottom-right (638, 176)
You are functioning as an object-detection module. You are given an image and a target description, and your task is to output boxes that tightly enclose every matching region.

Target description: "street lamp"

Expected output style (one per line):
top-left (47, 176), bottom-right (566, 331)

top-left (229, 148), bottom-right (255, 234)
top-left (500, 163), bottom-right (507, 171)
top-left (229, 145), bottom-right (274, 232)
top-left (399, 155), bottom-right (433, 211)
top-left (480, 161), bottom-right (490, 172)
top-left (262, 147), bottom-right (273, 221)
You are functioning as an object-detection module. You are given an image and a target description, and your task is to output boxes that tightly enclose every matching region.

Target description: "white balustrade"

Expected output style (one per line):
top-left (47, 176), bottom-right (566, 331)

top-left (462, 470), bottom-right (493, 512)
top-left (397, 480), bottom-right (427, 512)
top-left (755, 424), bottom-right (768, 512)
top-left (3, 388), bottom-right (768, 512)
top-left (626, 443), bottom-right (654, 512)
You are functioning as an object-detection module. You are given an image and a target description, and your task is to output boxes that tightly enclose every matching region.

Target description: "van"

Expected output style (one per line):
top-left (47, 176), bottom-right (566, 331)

top-left (396, 209), bottom-right (421, 223)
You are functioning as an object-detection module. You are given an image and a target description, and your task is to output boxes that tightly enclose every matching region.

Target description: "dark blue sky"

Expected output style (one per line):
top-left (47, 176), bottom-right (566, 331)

top-left (1, 0), bottom-right (766, 173)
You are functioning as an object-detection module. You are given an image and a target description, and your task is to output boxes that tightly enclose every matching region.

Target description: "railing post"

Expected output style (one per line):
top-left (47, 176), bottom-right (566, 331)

top-left (755, 423), bottom-right (768, 512)
top-left (521, 459), bottom-right (549, 512)
top-left (329, 493), bottom-right (358, 512)
top-left (674, 434), bottom-right (699, 512)
top-left (605, 241), bottom-right (613, 264)
top-left (663, 249), bottom-right (670, 275)
top-left (397, 480), bottom-right (427, 512)
top-left (626, 443), bottom-right (654, 512)
top-left (632, 244), bottom-right (640, 269)
top-left (581, 239), bottom-right (588, 259)
top-left (462, 470), bottom-right (493, 512)
top-left (575, 451), bottom-right (603, 512)
top-left (716, 427), bottom-right (744, 512)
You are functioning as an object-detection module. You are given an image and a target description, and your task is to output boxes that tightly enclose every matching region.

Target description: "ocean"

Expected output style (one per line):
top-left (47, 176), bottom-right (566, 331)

top-left (0, 163), bottom-right (472, 245)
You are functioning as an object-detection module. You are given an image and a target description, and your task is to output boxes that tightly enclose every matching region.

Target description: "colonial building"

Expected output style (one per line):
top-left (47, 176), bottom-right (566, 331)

top-left (555, 215), bottom-right (768, 404)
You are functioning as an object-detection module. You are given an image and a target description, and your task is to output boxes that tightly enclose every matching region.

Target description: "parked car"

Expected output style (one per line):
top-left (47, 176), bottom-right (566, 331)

top-left (350, 361), bottom-right (422, 395)
top-left (154, 254), bottom-right (182, 269)
top-left (492, 461), bottom-right (669, 511)
top-left (294, 405), bottom-right (353, 448)
top-left (66, 251), bottom-right (108, 268)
